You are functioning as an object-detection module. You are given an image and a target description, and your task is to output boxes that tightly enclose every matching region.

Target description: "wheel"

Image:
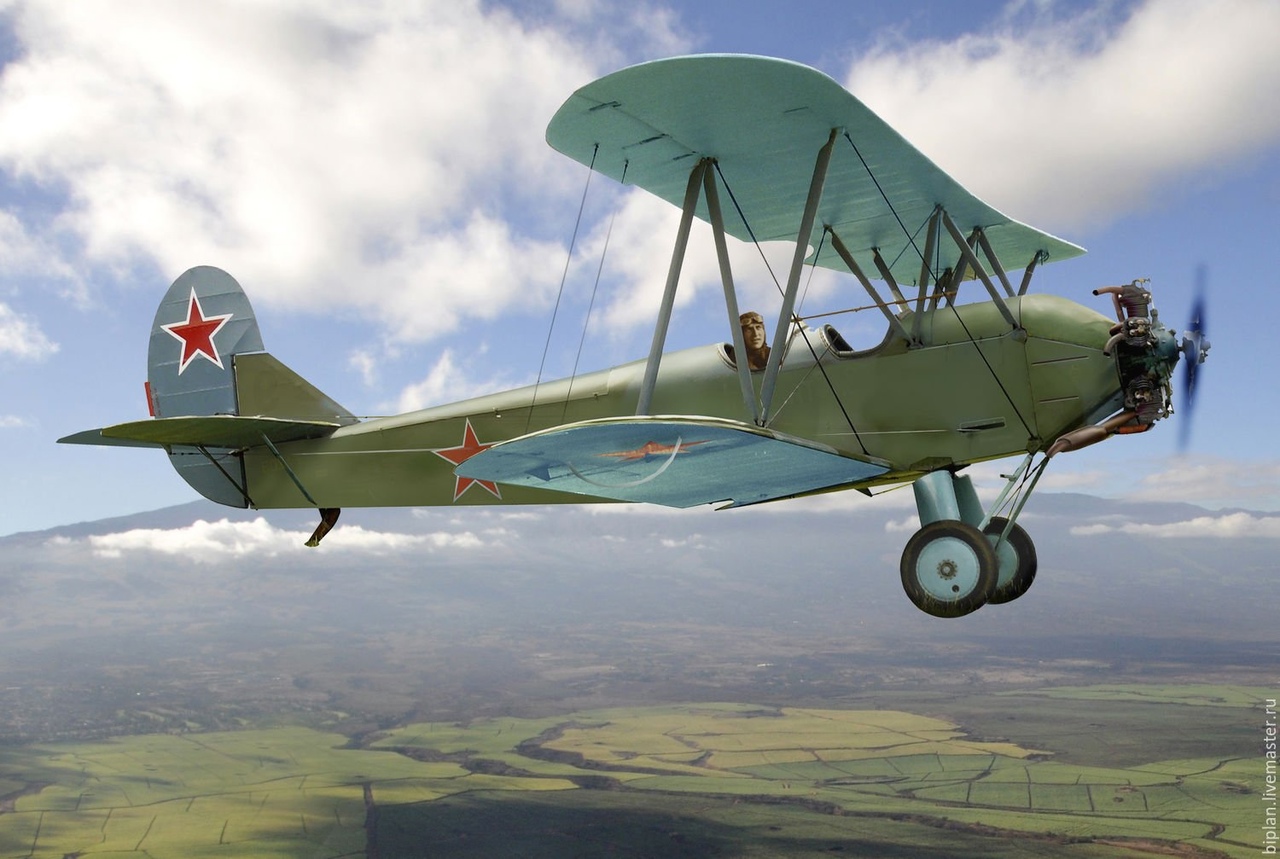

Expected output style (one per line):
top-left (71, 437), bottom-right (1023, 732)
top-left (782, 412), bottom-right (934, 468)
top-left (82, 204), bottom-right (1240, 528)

top-left (983, 517), bottom-right (1038, 604)
top-left (900, 520), bottom-right (999, 618)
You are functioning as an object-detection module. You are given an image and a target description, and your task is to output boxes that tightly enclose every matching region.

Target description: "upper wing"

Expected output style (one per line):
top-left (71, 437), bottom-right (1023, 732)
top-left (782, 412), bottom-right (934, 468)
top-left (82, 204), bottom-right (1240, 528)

top-left (547, 54), bottom-right (1083, 286)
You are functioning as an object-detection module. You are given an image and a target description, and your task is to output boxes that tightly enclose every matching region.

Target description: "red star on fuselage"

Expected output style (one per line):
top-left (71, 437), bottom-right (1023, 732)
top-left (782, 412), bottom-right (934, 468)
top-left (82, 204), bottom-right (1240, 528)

top-left (430, 419), bottom-right (502, 501)
top-left (161, 289), bottom-right (233, 373)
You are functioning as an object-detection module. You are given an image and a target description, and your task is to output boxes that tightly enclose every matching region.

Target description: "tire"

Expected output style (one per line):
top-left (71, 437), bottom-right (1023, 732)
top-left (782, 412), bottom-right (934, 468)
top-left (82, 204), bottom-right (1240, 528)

top-left (900, 520), bottom-right (999, 618)
top-left (983, 517), bottom-right (1038, 604)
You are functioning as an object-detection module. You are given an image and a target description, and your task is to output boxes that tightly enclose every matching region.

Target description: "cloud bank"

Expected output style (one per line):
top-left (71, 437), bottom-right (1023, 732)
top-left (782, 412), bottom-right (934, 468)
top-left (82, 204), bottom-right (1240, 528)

top-left (0, 0), bottom-right (684, 347)
top-left (1071, 512), bottom-right (1280, 539)
top-left (73, 517), bottom-right (483, 561)
top-left (845, 0), bottom-right (1280, 230)
top-left (0, 301), bottom-right (56, 360)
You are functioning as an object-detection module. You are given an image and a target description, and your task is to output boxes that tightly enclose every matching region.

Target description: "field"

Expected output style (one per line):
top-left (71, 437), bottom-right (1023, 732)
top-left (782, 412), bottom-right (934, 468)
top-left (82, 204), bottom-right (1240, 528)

top-left (0, 684), bottom-right (1271, 858)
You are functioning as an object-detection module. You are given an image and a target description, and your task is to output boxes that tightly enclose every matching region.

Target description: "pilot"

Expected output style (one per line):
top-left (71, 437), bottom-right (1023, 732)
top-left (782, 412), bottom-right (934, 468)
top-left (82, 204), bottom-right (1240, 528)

top-left (740, 311), bottom-right (771, 371)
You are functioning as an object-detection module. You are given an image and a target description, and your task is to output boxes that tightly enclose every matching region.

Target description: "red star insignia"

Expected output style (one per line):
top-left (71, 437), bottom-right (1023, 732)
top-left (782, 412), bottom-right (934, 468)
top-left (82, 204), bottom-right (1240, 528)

top-left (161, 288), bottom-right (233, 374)
top-left (430, 419), bottom-right (502, 501)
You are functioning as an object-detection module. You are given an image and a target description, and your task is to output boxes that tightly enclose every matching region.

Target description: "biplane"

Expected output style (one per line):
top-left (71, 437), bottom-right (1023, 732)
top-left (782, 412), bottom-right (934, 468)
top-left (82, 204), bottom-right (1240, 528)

top-left (61, 55), bottom-right (1209, 618)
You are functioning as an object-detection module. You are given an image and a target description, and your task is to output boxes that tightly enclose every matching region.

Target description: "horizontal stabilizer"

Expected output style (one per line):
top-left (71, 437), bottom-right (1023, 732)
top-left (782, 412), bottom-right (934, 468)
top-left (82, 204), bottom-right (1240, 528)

top-left (456, 416), bottom-right (889, 508)
top-left (59, 415), bottom-right (340, 449)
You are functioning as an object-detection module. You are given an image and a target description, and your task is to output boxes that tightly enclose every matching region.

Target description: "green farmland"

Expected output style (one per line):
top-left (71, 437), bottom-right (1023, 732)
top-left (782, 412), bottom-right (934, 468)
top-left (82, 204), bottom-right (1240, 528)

top-left (0, 686), bottom-right (1271, 857)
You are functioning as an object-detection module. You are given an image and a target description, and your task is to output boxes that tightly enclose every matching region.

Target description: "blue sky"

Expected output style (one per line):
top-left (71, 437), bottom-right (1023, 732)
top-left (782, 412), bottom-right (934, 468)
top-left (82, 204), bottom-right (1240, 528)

top-left (2, 0), bottom-right (1278, 537)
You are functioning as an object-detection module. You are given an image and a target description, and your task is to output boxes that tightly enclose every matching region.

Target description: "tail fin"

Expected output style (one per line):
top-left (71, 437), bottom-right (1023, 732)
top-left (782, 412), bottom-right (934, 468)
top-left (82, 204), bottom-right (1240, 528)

top-left (146, 266), bottom-right (358, 507)
top-left (146, 266), bottom-right (268, 507)
top-left (60, 266), bottom-right (357, 510)
top-left (147, 266), bottom-right (263, 420)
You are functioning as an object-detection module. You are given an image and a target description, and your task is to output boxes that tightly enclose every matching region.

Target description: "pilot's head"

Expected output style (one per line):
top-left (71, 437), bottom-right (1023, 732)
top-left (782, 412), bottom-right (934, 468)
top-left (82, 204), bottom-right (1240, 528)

top-left (740, 311), bottom-right (766, 350)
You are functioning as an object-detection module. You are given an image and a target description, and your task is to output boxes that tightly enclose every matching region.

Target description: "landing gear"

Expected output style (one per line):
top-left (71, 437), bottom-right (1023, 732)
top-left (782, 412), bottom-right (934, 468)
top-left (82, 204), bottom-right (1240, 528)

top-left (899, 465), bottom-right (1040, 617)
top-left (900, 520), bottom-right (997, 617)
top-left (983, 517), bottom-right (1037, 604)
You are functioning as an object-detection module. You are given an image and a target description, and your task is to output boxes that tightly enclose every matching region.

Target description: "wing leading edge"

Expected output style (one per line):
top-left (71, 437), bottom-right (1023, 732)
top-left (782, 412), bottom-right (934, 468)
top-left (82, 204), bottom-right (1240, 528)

top-left (547, 54), bottom-right (1083, 287)
top-left (455, 416), bottom-right (890, 508)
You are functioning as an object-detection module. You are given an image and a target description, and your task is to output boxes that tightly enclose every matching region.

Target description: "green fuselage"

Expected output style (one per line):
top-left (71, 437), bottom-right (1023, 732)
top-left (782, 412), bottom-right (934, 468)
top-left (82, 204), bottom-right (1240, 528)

top-left (242, 294), bottom-right (1119, 509)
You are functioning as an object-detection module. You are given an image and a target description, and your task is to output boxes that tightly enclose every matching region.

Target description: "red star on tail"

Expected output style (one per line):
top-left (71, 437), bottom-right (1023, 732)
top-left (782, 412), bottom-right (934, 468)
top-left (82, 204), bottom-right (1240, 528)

top-left (161, 289), bottom-right (233, 373)
top-left (430, 419), bottom-right (502, 501)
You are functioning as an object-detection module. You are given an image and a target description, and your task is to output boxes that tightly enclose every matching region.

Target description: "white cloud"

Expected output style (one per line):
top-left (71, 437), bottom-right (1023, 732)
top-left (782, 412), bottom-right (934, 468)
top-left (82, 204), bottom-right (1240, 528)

top-left (423, 530), bottom-right (484, 549)
top-left (0, 1), bottom-right (622, 342)
top-left (78, 517), bottom-right (466, 560)
top-left (585, 502), bottom-right (685, 517)
top-left (0, 415), bottom-right (31, 428)
top-left (397, 348), bottom-right (464, 413)
top-left (0, 210), bottom-right (79, 290)
top-left (1124, 456), bottom-right (1280, 510)
top-left (0, 301), bottom-right (57, 360)
top-left (845, 0), bottom-right (1280, 230)
top-left (86, 518), bottom-right (308, 560)
top-left (660, 534), bottom-right (704, 549)
top-left (1071, 512), bottom-right (1280, 539)
top-left (349, 348), bottom-right (379, 387)
top-left (499, 511), bottom-right (543, 521)
top-left (587, 190), bottom-right (719, 332)
top-left (586, 189), bottom-right (831, 339)
top-left (884, 514), bottom-right (920, 534)
top-left (394, 344), bottom-right (529, 413)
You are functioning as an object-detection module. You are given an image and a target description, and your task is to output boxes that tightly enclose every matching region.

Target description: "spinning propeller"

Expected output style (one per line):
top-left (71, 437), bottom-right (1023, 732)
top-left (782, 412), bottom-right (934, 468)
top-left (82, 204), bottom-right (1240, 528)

top-left (1177, 266), bottom-right (1211, 450)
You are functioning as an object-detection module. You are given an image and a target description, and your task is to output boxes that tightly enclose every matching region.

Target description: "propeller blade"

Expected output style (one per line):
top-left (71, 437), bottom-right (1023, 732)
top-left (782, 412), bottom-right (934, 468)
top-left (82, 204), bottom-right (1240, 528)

top-left (1178, 266), bottom-right (1210, 451)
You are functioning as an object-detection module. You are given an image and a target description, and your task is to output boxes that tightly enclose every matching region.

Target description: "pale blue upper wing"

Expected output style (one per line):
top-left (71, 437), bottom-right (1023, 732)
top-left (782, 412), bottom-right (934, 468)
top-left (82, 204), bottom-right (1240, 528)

top-left (547, 54), bottom-right (1083, 286)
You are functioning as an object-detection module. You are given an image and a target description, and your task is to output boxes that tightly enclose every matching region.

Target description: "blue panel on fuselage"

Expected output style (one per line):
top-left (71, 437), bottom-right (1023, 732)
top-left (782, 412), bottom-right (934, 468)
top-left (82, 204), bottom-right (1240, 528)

top-left (456, 416), bottom-right (888, 508)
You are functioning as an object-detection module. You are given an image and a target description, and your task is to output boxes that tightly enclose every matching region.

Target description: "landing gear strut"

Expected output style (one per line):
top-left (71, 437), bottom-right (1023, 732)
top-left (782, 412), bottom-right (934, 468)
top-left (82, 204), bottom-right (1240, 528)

top-left (983, 516), bottom-right (1037, 604)
top-left (899, 466), bottom-right (1039, 617)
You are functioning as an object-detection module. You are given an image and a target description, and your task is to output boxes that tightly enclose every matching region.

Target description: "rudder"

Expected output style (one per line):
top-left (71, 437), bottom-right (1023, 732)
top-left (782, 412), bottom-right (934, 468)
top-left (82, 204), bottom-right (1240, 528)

top-left (148, 266), bottom-right (265, 507)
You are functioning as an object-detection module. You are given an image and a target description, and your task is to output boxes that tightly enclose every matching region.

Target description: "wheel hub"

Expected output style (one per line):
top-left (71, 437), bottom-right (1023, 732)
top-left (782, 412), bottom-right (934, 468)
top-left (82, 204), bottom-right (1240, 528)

top-left (936, 559), bottom-right (958, 580)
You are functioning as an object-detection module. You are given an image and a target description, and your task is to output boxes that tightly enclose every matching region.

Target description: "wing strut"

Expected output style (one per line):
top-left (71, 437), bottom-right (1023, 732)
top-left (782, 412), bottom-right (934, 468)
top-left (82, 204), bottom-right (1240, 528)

top-left (760, 128), bottom-right (838, 425)
top-left (826, 227), bottom-right (914, 345)
top-left (939, 209), bottom-right (1018, 329)
top-left (636, 158), bottom-right (710, 416)
top-left (703, 163), bottom-right (760, 424)
top-left (918, 206), bottom-right (941, 313)
top-left (916, 209), bottom-right (947, 337)
top-left (193, 445), bottom-right (255, 508)
top-left (975, 228), bottom-right (1016, 298)
top-left (259, 432), bottom-right (319, 507)
top-left (1019, 251), bottom-right (1047, 296)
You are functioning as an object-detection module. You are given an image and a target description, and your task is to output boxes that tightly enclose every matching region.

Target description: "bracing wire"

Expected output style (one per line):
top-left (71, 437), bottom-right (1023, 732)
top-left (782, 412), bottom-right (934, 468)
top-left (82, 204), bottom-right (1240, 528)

top-left (996, 454), bottom-right (1050, 520)
top-left (843, 131), bottom-right (1034, 439)
top-left (712, 162), bottom-right (868, 453)
top-left (529, 144), bottom-right (597, 434)
top-left (714, 162), bottom-right (783, 297)
top-left (561, 161), bottom-right (628, 424)
top-left (796, 226), bottom-right (825, 316)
